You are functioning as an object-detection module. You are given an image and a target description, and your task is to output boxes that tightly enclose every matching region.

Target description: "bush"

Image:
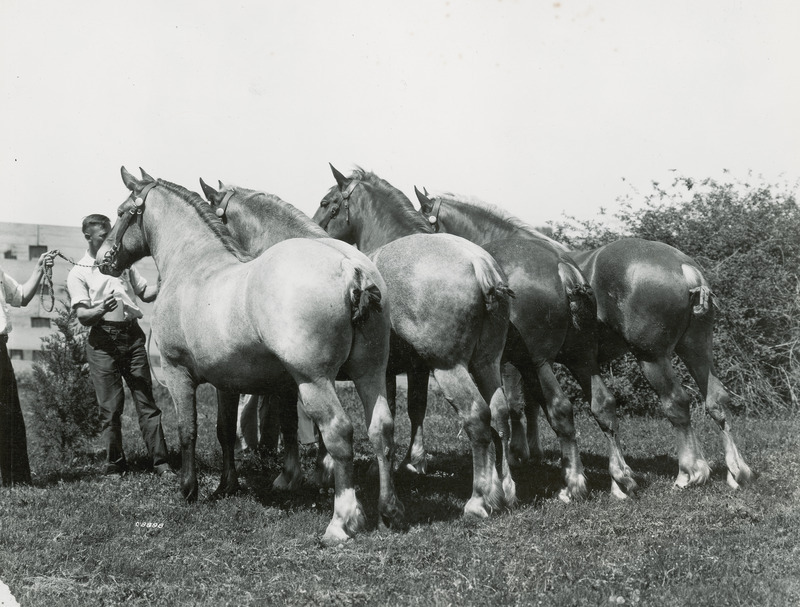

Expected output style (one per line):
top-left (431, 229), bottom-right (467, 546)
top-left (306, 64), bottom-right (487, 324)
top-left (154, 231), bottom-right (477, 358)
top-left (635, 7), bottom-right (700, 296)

top-left (552, 172), bottom-right (800, 416)
top-left (28, 301), bottom-right (102, 460)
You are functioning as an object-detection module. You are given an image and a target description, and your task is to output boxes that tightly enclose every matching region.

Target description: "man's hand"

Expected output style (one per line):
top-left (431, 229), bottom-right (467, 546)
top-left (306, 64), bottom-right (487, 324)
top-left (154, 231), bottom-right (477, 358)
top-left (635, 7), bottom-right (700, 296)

top-left (101, 293), bottom-right (119, 314)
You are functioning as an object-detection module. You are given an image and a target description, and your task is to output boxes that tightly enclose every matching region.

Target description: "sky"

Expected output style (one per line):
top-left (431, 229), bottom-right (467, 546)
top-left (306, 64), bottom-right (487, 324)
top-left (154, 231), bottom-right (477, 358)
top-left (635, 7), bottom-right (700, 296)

top-left (2, 1), bottom-right (799, 230)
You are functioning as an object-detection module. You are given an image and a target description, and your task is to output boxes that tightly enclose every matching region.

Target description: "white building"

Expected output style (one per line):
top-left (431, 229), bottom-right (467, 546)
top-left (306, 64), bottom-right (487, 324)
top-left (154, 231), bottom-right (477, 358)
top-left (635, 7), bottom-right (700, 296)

top-left (1, 221), bottom-right (159, 374)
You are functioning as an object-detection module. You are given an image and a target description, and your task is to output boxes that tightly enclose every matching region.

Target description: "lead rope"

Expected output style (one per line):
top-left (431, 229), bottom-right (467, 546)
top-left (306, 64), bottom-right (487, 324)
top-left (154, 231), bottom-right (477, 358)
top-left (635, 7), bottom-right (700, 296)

top-left (39, 251), bottom-right (99, 312)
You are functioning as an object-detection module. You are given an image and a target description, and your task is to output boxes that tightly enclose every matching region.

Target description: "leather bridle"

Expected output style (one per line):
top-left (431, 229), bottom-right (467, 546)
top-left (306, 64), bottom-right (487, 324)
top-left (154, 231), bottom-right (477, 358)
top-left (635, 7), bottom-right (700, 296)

top-left (318, 179), bottom-right (360, 230)
top-left (101, 181), bottom-right (157, 270)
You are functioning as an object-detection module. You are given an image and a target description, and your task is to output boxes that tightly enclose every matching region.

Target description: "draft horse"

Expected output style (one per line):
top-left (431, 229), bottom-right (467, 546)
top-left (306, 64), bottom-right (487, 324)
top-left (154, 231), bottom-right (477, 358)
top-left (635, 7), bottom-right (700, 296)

top-left (416, 190), bottom-right (753, 490)
top-left (312, 165), bottom-right (516, 517)
top-left (199, 178), bottom-right (391, 490)
top-left (97, 167), bottom-right (401, 544)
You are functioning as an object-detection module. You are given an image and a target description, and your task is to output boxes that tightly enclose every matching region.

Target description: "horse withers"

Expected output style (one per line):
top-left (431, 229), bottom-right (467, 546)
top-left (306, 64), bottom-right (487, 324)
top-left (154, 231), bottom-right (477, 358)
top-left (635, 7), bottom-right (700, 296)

top-left (97, 167), bottom-right (402, 544)
top-left (416, 189), bottom-right (752, 491)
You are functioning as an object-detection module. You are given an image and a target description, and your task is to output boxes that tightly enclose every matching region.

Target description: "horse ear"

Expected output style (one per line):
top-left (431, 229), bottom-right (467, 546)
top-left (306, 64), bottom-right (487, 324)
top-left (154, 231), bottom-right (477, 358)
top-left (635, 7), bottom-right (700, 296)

top-left (139, 167), bottom-right (155, 182)
top-left (199, 177), bottom-right (219, 203)
top-left (121, 166), bottom-right (138, 192)
top-left (415, 186), bottom-right (432, 212)
top-left (329, 163), bottom-right (350, 191)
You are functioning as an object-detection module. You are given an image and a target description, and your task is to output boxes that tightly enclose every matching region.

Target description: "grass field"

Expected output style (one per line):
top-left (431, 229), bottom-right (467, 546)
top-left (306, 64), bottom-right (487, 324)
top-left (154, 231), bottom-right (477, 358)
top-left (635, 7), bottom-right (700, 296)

top-left (2, 381), bottom-right (799, 606)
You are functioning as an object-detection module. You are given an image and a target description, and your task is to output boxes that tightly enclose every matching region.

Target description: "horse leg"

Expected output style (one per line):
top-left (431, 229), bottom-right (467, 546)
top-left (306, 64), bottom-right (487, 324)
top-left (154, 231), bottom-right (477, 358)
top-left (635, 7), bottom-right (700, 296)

top-left (566, 361), bottom-right (637, 499)
top-left (638, 356), bottom-right (711, 488)
top-left (296, 378), bottom-right (365, 545)
top-left (162, 365), bottom-right (199, 501)
top-left (348, 370), bottom-right (405, 530)
top-left (272, 384), bottom-right (305, 491)
top-left (502, 363), bottom-right (529, 465)
top-left (533, 364), bottom-right (588, 502)
top-left (401, 362), bottom-right (430, 475)
top-left (258, 394), bottom-right (281, 451)
top-left (213, 389), bottom-right (241, 498)
top-left (472, 362), bottom-right (517, 508)
top-left (236, 394), bottom-right (260, 452)
top-left (432, 366), bottom-right (503, 519)
top-left (676, 331), bottom-right (753, 488)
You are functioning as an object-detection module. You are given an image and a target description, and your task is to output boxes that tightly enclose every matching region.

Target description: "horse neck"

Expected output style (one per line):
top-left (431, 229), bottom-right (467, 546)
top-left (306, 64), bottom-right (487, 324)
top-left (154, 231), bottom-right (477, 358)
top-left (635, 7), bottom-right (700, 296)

top-left (441, 200), bottom-right (525, 245)
top-left (227, 193), bottom-right (321, 256)
top-left (351, 187), bottom-right (428, 253)
top-left (146, 194), bottom-right (240, 280)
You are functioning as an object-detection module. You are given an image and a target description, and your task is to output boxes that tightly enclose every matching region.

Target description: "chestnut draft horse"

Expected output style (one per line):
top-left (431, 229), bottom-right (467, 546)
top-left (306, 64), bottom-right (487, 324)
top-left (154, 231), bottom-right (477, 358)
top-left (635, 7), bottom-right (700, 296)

top-left (416, 190), bottom-right (753, 491)
top-left (199, 178), bottom-right (392, 490)
top-left (414, 189), bottom-right (631, 500)
top-left (97, 168), bottom-right (401, 544)
top-left (313, 165), bottom-right (516, 517)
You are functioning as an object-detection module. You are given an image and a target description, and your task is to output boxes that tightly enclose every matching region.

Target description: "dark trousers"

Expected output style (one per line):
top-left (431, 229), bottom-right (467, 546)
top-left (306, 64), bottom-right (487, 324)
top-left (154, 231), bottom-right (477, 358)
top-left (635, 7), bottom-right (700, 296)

top-left (0, 337), bottom-right (32, 485)
top-left (86, 321), bottom-right (169, 473)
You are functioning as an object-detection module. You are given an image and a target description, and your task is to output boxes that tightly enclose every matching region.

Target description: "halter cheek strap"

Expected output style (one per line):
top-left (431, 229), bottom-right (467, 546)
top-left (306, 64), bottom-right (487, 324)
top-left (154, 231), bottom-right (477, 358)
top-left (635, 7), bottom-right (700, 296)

top-left (103, 181), bottom-right (157, 266)
top-left (427, 198), bottom-right (442, 232)
top-left (214, 189), bottom-right (235, 221)
top-left (319, 179), bottom-right (360, 230)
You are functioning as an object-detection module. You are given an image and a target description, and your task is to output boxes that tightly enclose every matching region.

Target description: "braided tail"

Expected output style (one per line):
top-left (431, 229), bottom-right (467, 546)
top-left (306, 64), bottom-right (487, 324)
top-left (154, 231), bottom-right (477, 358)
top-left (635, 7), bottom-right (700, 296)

top-left (558, 262), bottom-right (595, 331)
top-left (342, 259), bottom-right (382, 326)
top-left (471, 255), bottom-right (515, 312)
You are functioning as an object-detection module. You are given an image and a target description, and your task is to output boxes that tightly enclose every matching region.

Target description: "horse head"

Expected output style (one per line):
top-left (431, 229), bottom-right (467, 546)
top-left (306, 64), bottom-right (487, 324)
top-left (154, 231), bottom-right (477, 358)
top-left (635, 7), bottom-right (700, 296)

top-left (97, 166), bottom-right (157, 276)
top-left (199, 178), bottom-right (235, 223)
top-left (312, 163), bottom-right (362, 244)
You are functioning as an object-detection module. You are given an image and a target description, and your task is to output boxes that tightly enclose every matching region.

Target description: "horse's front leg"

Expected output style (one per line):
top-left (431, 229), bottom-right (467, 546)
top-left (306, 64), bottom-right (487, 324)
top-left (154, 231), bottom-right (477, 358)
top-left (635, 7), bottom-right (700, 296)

top-left (400, 363), bottom-right (430, 475)
top-left (213, 389), bottom-right (241, 498)
top-left (162, 364), bottom-right (199, 501)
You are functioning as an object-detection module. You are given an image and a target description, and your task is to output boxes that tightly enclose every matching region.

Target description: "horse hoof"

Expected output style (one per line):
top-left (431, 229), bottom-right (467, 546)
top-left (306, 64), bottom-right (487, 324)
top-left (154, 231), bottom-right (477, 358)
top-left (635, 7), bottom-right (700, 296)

top-left (273, 472), bottom-right (302, 492)
top-left (320, 526), bottom-right (352, 548)
top-left (557, 487), bottom-right (573, 503)
top-left (463, 497), bottom-right (490, 519)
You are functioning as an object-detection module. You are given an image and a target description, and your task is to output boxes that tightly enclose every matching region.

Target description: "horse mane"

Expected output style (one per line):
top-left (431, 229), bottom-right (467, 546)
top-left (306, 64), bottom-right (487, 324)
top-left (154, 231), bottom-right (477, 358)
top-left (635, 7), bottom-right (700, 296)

top-left (238, 188), bottom-right (328, 237)
top-left (435, 192), bottom-right (569, 251)
top-left (156, 179), bottom-right (253, 262)
top-left (351, 167), bottom-right (434, 234)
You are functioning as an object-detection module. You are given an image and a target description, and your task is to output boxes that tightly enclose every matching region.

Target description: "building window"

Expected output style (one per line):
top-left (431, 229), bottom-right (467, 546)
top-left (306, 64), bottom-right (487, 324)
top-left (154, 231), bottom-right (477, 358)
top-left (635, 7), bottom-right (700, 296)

top-left (31, 317), bottom-right (51, 329)
top-left (29, 245), bottom-right (47, 260)
top-left (3, 250), bottom-right (16, 259)
top-left (9, 350), bottom-right (24, 360)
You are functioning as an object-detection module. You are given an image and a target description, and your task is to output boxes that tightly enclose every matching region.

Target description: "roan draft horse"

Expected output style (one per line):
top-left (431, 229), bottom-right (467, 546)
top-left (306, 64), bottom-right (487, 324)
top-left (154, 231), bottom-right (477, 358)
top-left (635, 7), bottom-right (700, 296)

top-left (97, 167), bottom-right (401, 544)
top-left (416, 190), bottom-right (753, 491)
top-left (313, 165), bottom-right (516, 518)
top-left (198, 178), bottom-right (391, 490)
top-left (414, 189), bottom-right (630, 500)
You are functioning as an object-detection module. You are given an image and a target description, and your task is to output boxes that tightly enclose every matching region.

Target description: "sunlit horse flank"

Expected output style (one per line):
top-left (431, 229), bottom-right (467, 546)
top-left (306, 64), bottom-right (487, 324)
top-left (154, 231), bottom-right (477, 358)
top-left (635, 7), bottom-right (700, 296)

top-left (312, 165), bottom-right (517, 517)
top-left (415, 189), bottom-right (630, 501)
top-left (199, 178), bottom-right (394, 494)
top-left (416, 190), bottom-right (753, 491)
top-left (97, 167), bottom-right (399, 545)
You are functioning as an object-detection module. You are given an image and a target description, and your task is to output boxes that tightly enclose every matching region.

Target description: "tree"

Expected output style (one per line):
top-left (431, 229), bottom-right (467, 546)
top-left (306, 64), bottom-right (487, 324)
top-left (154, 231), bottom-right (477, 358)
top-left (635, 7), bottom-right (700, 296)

top-left (29, 301), bottom-right (102, 459)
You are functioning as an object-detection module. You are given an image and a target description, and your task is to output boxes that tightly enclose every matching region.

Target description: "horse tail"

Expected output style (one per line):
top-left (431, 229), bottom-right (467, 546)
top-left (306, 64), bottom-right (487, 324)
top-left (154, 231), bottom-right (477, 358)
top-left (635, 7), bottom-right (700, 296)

top-left (470, 254), bottom-right (515, 313)
top-left (682, 263), bottom-right (715, 316)
top-left (558, 261), bottom-right (595, 331)
top-left (341, 258), bottom-right (382, 326)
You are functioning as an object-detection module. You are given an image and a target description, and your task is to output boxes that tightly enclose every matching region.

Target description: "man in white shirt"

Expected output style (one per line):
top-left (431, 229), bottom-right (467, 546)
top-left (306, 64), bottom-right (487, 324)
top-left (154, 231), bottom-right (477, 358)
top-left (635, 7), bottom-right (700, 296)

top-left (67, 214), bottom-right (172, 478)
top-left (1, 252), bottom-right (55, 485)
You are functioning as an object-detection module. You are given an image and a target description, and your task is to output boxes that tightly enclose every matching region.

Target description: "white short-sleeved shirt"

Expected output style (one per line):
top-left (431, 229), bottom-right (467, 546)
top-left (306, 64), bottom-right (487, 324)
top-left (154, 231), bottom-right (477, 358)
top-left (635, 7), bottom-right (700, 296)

top-left (67, 252), bottom-right (148, 321)
top-left (0, 266), bottom-right (24, 335)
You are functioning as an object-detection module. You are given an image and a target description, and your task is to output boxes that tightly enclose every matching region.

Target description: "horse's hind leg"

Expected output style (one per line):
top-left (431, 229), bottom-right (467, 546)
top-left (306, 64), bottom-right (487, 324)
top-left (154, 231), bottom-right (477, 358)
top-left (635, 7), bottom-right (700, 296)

top-left (296, 378), bottom-right (365, 545)
top-left (401, 362), bottom-right (430, 475)
top-left (348, 369), bottom-right (405, 530)
top-left (272, 384), bottom-right (305, 491)
top-left (533, 364), bottom-right (587, 502)
top-left (472, 361), bottom-right (517, 508)
top-left (432, 366), bottom-right (503, 519)
top-left (676, 327), bottom-right (753, 488)
top-left (566, 361), bottom-right (637, 499)
top-left (638, 356), bottom-right (711, 488)
top-left (213, 389), bottom-right (241, 498)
